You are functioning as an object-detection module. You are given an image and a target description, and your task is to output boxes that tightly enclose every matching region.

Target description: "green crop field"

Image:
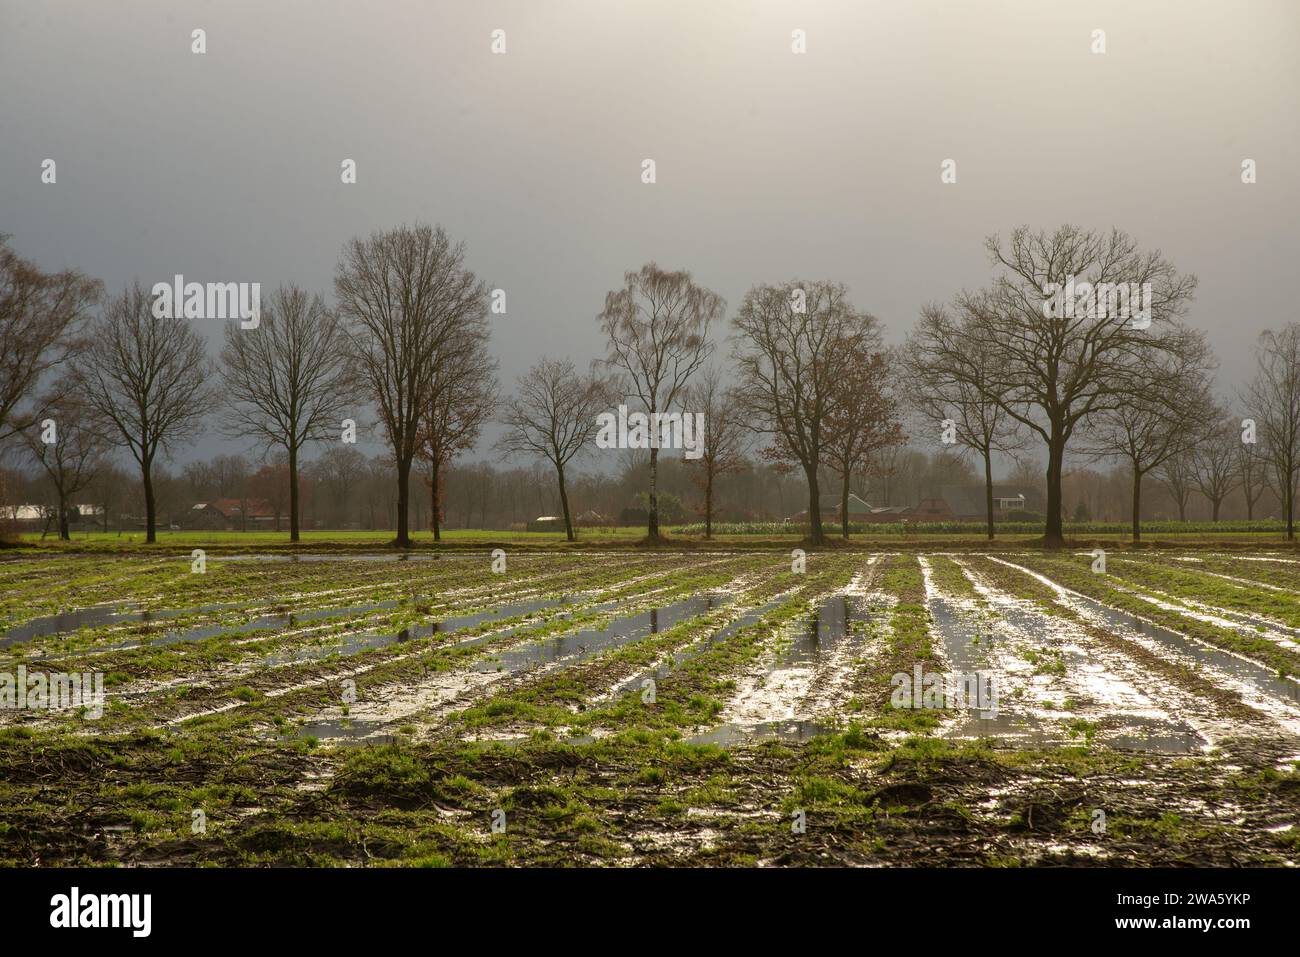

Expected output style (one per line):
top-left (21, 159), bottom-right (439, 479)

top-left (1, 542), bottom-right (1297, 866)
top-left (13, 520), bottom-right (1300, 551)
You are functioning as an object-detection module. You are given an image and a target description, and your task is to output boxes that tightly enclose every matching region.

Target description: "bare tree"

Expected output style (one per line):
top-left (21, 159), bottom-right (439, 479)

top-left (419, 323), bottom-right (497, 541)
top-left (0, 236), bottom-right (101, 441)
top-left (1008, 455), bottom-right (1044, 493)
top-left (1158, 451), bottom-right (1197, 523)
top-left (84, 461), bottom-right (130, 533)
top-left (74, 283), bottom-right (213, 543)
top-left (598, 263), bottom-right (722, 541)
top-left (1081, 330), bottom-right (1215, 540)
top-left (219, 285), bottom-right (353, 542)
top-left (870, 439), bottom-right (911, 507)
top-left (250, 457), bottom-right (290, 532)
top-left (907, 304), bottom-right (1023, 539)
top-left (1191, 413), bottom-right (1240, 522)
top-left (363, 454), bottom-right (396, 530)
top-left (1234, 421), bottom-right (1267, 520)
top-left (23, 396), bottom-right (107, 540)
top-left (311, 445), bottom-right (367, 528)
top-left (961, 226), bottom-right (1198, 546)
top-left (825, 343), bottom-right (904, 539)
top-left (335, 224), bottom-right (489, 547)
top-left (682, 366), bottom-right (748, 538)
top-left (498, 358), bottom-right (610, 541)
top-left (190, 454), bottom-right (252, 501)
top-left (732, 280), bottom-right (876, 544)
top-left (1243, 324), bottom-right (1300, 539)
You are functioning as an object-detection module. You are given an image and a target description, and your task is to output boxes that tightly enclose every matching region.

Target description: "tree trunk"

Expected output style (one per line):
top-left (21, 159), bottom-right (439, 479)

top-left (705, 471), bottom-right (714, 539)
top-left (1287, 478), bottom-right (1294, 541)
top-left (1131, 469), bottom-right (1142, 543)
top-left (806, 464), bottom-right (824, 545)
top-left (1044, 435), bottom-right (1065, 547)
top-left (58, 489), bottom-right (70, 541)
top-left (983, 447), bottom-right (995, 541)
top-left (143, 459), bottom-right (157, 544)
top-left (289, 444), bottom-right (300, 542)
top-left (430, 459), bottom-right (442, 542)
top-left (647, 446), bottom-right (660, 540)
top-left (841, 472), bottom-right (850, 540)
top-left (1211, 497), bottom-right (1221, 522)
top-left (557, 462), bottom-right (575, 542)
top-left (395, 456), bottom-right (411, 548)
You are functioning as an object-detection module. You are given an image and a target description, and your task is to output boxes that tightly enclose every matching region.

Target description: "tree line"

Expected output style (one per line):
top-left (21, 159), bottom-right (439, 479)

top-left (3, 223), bottom-right (1298, 546)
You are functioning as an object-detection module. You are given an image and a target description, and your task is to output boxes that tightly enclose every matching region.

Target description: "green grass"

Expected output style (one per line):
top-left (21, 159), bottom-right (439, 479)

top-left (13, 521), bottom-right (1300, 551)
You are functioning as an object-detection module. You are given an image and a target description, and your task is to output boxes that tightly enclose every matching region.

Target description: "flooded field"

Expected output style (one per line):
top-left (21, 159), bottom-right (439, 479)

top-left (1, 548), bottom-right (1297, 866)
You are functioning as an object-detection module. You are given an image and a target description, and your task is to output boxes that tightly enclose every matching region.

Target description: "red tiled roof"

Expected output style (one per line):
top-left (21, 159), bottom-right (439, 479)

top-left (206, 498), bottom-right (276, 518)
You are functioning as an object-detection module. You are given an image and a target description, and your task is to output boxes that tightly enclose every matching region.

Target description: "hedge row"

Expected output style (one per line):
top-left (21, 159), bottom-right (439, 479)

top-left (672, 519), bottom-right (1290, 536)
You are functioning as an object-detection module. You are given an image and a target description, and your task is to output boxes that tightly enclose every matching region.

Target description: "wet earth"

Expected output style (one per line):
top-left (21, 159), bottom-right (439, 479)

top-left (0, 547), bottom-right (1297, 866)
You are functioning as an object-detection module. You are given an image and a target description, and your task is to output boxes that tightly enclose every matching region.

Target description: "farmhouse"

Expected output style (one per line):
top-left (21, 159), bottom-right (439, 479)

top-left (904, 486), bottom-right (1042, 522)
top-left (188, 498), bottom-right (278, 531)
top-left (936, 485), bottom-right (1042, 522)
top-left (2, 504), bottom-right (102, 533)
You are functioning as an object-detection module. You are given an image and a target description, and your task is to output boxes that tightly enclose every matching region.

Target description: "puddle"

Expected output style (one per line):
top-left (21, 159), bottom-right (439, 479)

top-left (945, 711), bottom-right (1203, 754)
top-left (778, 594), bottom-right (864, 665)
top-left (471, 593), bottom-right (726, 674)
top-left (290, 718), bottom-right (398, 746)
top-left (928, 569), bottom-right (1207, 755)
top-left (928, 593), bottom-right (1068, 743)
top-left (185, 553), bottom-right (475, 563)
top-left (151, 593), bottom-right (582, 657)
top-left (929, 596), bottom-right (998, 680)
top-left (1074, 593), bottom-right (1300, 707)
top-left (261, 597), bottom-right (564, 665)
top-left (1, 604), bottom-right (141, 647)
top-left (1107, 716), bottom-right (1205, 753)
top-left (120, 600), bottom-right (405, 652)
top-left (1140, 590), bottom-right (1300, 649)
top-left (2, 600), bottom-right (250, 648)
top-left (686, 718), bottom-right (836, 746)
top-left (281, 592), bottom-right (729, 744)
top-left (612, 596), bottom-right (789, 696)
top-left (693, 593), bottom-right (880, 738)
top-left (93, 595), bottom-right (550, 655)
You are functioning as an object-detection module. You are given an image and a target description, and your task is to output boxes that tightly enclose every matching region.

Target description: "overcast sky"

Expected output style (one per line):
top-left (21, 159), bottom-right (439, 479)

top-left (2, 0), bottom-right (1297, 466)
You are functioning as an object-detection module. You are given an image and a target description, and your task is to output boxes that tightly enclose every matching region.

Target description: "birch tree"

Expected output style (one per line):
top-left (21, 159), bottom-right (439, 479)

top-left (597, 263), bottom-right (722, 541)
top-left (1244, 325), bottom-right (1300, 539)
